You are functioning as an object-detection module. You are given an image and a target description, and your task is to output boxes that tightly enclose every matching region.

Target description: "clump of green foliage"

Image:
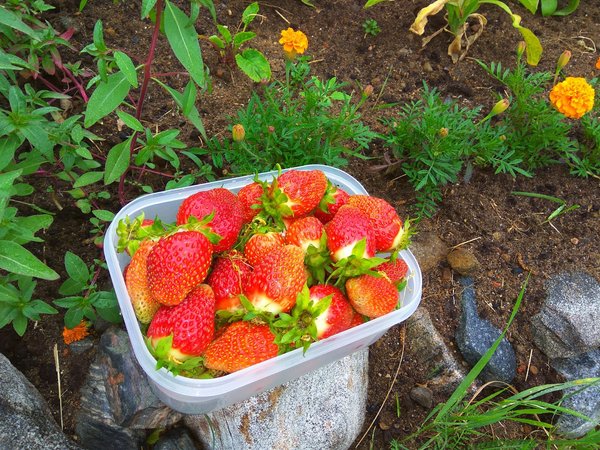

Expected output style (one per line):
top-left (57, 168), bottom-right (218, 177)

top-left (362, 18), bottom-right (381, 37)
top-left (203, 58), bottom-right (376, 174)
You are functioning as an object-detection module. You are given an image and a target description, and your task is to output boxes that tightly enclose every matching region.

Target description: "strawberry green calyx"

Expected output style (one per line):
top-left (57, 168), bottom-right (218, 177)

top-left (327, 238), bottom-right (387, 287)
top-left (144, 334), bottom-right (206, 377)
top-left (303, 232), bottom-right (333, 285)
top-left (116, 214), bottom-right (172, 255)
top-left (389, 218), bottom-right (415, 258)
top-left (178, 213), bottom-right (222, 246)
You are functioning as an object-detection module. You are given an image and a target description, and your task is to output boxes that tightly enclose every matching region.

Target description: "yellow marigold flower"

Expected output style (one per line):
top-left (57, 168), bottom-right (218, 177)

top-left (279, 28), bottom-right (308, 58)
top-left (549, 77), bottom-right (595, 119)
top-left (63, 321), bottom-right (89, 345)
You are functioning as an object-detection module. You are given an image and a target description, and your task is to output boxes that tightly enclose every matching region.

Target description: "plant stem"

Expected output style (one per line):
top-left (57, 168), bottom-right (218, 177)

top-left (62, 67), bottom-right (89, 102)
top-left (118, 0), bottom-right (164, 205)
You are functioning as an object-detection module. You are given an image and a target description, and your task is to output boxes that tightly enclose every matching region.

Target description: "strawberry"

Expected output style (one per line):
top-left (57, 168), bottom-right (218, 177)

top-left (146, 284), bottom-right (215, 362)
top-left (146, 231), bottom-right (213, 306)
top-left (285, 216), bottom-right (324, 252)
top-left (243, 231), bottom-right (285, 267)
top-left (345, 274), bottom-right (399, 318)
top-left (206, 251), bottom-right (252, 312)
top-left (349, 311), bottom-right (365, 328)
top-left (237, 182), bottom-right (264, 223)
top-left (243, 244), bottom-right (307, 313)
top-left (347, 195), bottom-right (406, 252)
top-left (314, 184), bottom-right (349, 224)
top-left (203, 321), bottom-right (279, 373)
top-left (309, 284), bottom-right (354, 339)
top-left (325, 205), bottom-right (376, 262)
top-left (176, 188), bottom-right (244, 252)
top-left (125, 240), bottom-right (160, 324)
top-left (377, 258), bottom-right (409, 286)
top-left (262, 169), bottom-right (328, 221)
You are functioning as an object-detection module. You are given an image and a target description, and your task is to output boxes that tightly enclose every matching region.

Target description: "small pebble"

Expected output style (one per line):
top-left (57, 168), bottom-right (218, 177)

top-left (379, 420), bottom-right (391, 430)
top-left (529, 365), bottom-right (539, 376)
top-left (410, 386), bottom-right (433, 409)
top-left (422, 61), bottom-right (433, 72)
top-left (447, 248), bottom-right (480, 276)
top-left (571, 237), bottom-right (579, 245)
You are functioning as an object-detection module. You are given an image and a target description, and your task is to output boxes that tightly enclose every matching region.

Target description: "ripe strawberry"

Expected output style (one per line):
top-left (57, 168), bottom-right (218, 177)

top-left (125, 240), bottom-right (160, 324)
top-left (176, 188), bottom-right (244, 252)
top-left (146, 231), bottom-right (213, 306)
top-left (267, 169), bottom-right (328, 219)
top-left (244, 244), bottom-right (307, 313)
top-left (325, 205), bottom-right (376, 262)
top-left (203, 321), bottom-right (279, 373)
top-left (314, 184), bottom-right (349, 224)
top-left (206, 251), bottom-right (252, 312)
top-left (347, 195), bottom-right (406, 252)
top-left (309, 284), bottom-right (354, 339)
top-left (377, 258), bottom-right (409, 286)
top-left (237, 182), bottom-right (264, 223)
top-left (285, 216), bottom-right (324, 252)
top-left (243, 231), bottom-right (285, 267)
top-left (349, 311), bottom-right (365, 328)
top-left (146, 284), bottom-right (215, 361)
top-left (345, 274), bottom-right (399, 318)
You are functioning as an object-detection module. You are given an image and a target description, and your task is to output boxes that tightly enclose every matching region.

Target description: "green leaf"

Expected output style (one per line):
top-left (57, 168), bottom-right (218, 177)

top-left (89, 291), bottom-right (117, 309)
top-left (0, 6), bottom-right (38, 38)
top-left (0, 51), bottom-right (29, 71)
top-left (65, 307), bottom-right (85, 329)
top-left (73, 171), bottom-right (104, 188)
top-left (141, 0), bottom-right (158, 18)
top-left (64, 251), bottom-right (90, 284)
top-left (518, 0), bottom-right (539, 14)
top-left (364, 0), bottom-right (390, 8)
top-left (92, 20), bottom-right (106, 52)
top-left (97, 306), bottom-right (122, 324)
top-left (216, 25), bottom-right (232, 45)
top-left (242, 2), bottom-right (259, 26)
top-left (0, 240), bottom-right (59, 280)
top-left (116, 110), bottom-right (144, 132)
top-left (104, 137), bottom-right (132, 185)
top-left (59, 278), bottom-right (86, 296)
top-left (181, 81), bottom-right (197, 116)
top-left (54, 296), bottom-right (85, 308)
top-left (84, 72), bottom-right (131, 127)
top-left (114, 51), bottom-right (138, 88)
top-left (13, 314), bottom-right (27, 336)
top-left (25, 300), bottom-right (58, 316)
top-left (163, 1), bottom-right (206, 88)
top-left (233, 31), bottom-right (256, 50)
top-left (92, 209), bottom-right (115, 221)
top-left (235, 49), bottom-right (271, 82)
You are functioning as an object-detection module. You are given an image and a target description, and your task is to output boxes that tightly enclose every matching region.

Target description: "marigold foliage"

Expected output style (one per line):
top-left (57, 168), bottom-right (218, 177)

top-left (279, 28), bottom-right (308, 57)
top-left (549, 77), bottom-right (595, 119)
top-left (63, 321), bottom-right (89, 344)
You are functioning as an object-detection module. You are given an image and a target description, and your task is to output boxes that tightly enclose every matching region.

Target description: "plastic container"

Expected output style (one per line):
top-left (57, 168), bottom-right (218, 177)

top-left (105, 164), bottom-right (422, 414)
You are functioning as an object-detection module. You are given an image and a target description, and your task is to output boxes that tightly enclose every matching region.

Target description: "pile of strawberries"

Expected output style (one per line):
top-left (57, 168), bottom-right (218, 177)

top-left (117, 169), bottom-right (411, 377)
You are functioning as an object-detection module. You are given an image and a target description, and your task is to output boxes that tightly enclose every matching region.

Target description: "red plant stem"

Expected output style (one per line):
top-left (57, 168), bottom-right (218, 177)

top-left (84, 266), bottom-right (103, 299)
top-left (118, 0), bottom-right (164, 205)
top-left (37, 75), bottom-right (63, 93)
top-left (62, 67), bottom-right (89, 102)
top-left (151, 71), bottom-right (189, 78)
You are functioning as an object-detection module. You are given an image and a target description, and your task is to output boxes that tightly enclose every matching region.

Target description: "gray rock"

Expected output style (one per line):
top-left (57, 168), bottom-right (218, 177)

top-left (532, 272), bottom-right (600, 359)
top-left (455, 277), bottom-right (516, 383)
top-left (409, 232), bottom-right (448, 273)
top-left (185, 348), bottom-right (368, 450)
top-left (410, 386), bottom-right (433, 409)
top-left (405, 307), bottom-right (467, 394)
top-left (154, 427), bottom-right (198, 450)
top-left (0, 353), bottom-right (81, 450)
top-left (552, 349), bottom-right (600, 438)
top-left (76, 327), bottom-right (182, 450)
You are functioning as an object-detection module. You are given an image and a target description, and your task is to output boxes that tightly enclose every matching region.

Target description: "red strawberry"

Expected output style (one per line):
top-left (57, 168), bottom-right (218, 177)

top-left (125, 240), bottom-right (160, 323)
top-left (203, 321), bottom-right (279, 373)
top-left (309, 285), bottom-right (354, 339)
top-left (325, 205), bottom-right (376, 262)
top-left (285, 216), bottom-right (324, 252)
top-left (146, 231), bottom-right (213, 306)
top-left (146, 284), bottom-right (215, 361)
top-left (314, 185), bottom-right (349, 224)
top-left (237, 182), bottom-right (264, 223)
top-left (349, 311), bottom-right (365, 328)
top-left (377, 258), bottom-right (409, 285)
top-left (270, 169), bottom-right (328, 218)
top-left (244, 231), bottom-right (285, 267)
top-left (243, 244), bottom-right (307, 313)
top-left (206, 251), bottom-right (252, 312)
top-left (347, 195), bottom-right (405, 252)
top-left (345, 274), bottom-right (399, 318)
top-left (176, 188), bottom-right (244, 252)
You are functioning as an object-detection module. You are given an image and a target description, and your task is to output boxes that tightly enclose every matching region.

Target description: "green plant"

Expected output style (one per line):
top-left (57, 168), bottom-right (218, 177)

top-left (364, 0), bottom-right (542, 65)
top-left (391, 277), bottom-right (600, 449)
top-left (202, 63), bottom-right (375, 174)
top-left (380, 83), bottom-right (523, 218)
top-left (362, 18), bottom-right (381, 37)
top-left (53, 252), bottom-right (121, 328)
top-left (535, 0), bottom-right (580, 16)
top-left (511, 191), bottom-right (580, 223)
top-left (199, 1), bottom-right (271, 82)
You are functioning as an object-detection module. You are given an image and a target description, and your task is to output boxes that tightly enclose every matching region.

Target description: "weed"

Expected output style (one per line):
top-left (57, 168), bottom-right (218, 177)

top-left (362, 18), bottom-right (381, 37)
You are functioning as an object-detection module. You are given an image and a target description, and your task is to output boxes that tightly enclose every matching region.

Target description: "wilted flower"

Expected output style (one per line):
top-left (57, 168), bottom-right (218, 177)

top-left (549, 77), bottom-right (595, 119)
top-left (279, 28), bottom-right (308, 58)
top-left (596, 57), bottom-right (600, 70)
top-left (63, 321), bottom-right (89, 345)
top-left (232, 124), bottom-right (245, 142)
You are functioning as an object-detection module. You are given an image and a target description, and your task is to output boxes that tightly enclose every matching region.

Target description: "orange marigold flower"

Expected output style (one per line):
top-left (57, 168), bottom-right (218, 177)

top-left (63, 321), bottom-right (89, 345)
top-left (549, 77), bottom-right (595, 119)
top-left (279, 28), bottom-right (308, 58)
top-left (596, 57), bottom-right (600, 70)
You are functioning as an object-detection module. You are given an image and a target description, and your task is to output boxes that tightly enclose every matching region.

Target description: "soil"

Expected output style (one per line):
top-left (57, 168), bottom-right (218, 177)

top-left (1, 0), bottom-right (599, 449)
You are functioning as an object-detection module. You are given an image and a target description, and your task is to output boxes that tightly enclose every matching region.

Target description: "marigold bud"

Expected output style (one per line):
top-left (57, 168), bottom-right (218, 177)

top-left (490, 98), bottom-right (510, 116)
top-left (363, 85), bottom-right (374, 97)
top-left (232, 124), bottom-right (245, 142)
top-left (556, 50), bottom-right (571, 73)
top-left (516, 41), bottom-right (526, 59)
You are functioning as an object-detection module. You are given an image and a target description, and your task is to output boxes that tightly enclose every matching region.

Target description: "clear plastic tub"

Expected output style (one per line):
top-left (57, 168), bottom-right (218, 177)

top-left (104, 164), bottom-right (422, 414)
